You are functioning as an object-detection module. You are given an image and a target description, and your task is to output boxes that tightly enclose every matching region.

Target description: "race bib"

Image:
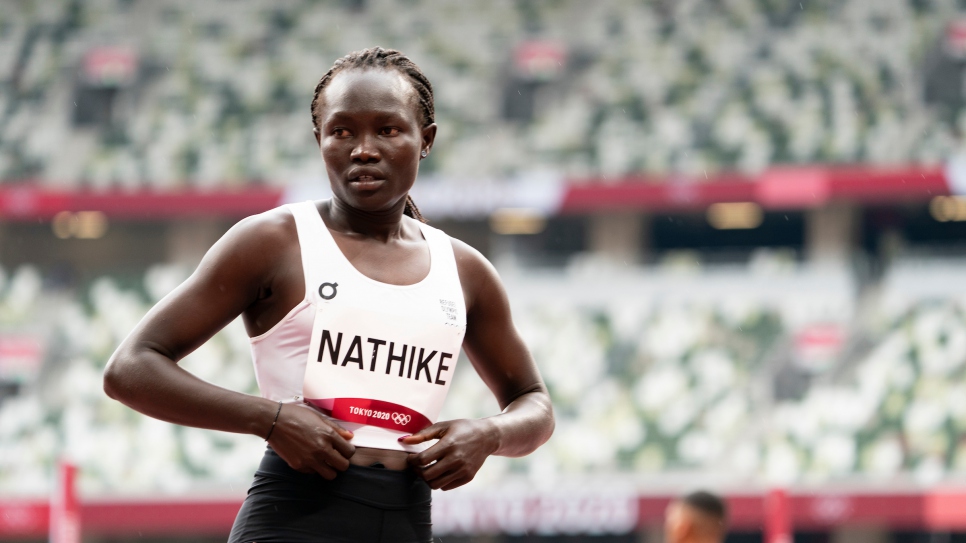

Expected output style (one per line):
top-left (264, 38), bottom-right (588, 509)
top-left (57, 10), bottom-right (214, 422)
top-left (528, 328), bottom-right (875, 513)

top-left (302, 303), bottom-right (458, 434)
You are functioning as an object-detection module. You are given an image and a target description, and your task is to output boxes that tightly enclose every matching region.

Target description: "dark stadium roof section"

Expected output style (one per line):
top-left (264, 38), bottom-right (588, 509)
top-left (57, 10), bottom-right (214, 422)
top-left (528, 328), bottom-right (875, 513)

top-left (0, 165), bottom-right (950, 221)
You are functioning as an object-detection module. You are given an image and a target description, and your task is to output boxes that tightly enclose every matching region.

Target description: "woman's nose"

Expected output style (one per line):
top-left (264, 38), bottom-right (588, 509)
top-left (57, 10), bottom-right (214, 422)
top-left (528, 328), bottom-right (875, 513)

top-left (350, 134), bottom-right (380, 163)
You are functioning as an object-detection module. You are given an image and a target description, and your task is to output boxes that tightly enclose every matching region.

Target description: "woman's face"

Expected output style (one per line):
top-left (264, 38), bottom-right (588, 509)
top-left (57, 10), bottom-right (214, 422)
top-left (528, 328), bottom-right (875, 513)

top-left (315, 68), bottom-right (435, 214)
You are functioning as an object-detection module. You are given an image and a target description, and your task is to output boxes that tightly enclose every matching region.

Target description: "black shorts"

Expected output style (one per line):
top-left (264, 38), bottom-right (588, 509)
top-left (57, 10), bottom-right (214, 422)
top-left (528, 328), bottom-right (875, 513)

top-left (228, 447), bottom-right (433, 543)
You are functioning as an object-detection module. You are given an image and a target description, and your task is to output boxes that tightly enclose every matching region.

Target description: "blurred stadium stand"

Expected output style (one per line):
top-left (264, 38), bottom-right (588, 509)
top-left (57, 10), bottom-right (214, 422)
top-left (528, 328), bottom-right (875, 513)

top-left (0, 0), bottom-right (964, 187)
top-left (5, 0), bottom-right (966, 542)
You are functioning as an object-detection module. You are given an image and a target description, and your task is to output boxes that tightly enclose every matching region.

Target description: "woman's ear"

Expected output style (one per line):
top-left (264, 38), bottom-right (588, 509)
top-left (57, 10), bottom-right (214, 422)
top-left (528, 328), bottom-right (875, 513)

top-left (420, 123), bottom-right (437, 158)
top-left (313, 127), bottom-right (322, 146)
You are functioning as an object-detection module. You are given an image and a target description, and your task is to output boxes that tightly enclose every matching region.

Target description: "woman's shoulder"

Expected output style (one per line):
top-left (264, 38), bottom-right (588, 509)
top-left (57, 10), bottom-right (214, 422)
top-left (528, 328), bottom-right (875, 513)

top-left (448, 237), bottom-right (505, 311)
top-left (230, 205), bottom-right (297, 245)
top-left (209, 205), bottom-right (298, 268)
top-left (448, 236), bottom-right (487, 269)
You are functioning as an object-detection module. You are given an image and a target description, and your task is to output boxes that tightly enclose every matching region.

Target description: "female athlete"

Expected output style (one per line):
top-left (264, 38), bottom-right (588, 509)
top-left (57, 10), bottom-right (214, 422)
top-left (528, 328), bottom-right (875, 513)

top-left (103, 47), bottom-right (554, 543)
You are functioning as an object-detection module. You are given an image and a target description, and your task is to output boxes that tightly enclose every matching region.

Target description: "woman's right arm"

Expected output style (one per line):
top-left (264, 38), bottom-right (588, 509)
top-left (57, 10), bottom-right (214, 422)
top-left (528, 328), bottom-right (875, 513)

top-left (103, 210), bottom-right (355, 479)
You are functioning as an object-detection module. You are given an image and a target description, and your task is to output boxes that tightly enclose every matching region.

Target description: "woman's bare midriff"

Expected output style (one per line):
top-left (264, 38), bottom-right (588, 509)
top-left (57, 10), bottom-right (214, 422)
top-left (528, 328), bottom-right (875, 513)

top-left (350, 446), bottom-right (412, 470)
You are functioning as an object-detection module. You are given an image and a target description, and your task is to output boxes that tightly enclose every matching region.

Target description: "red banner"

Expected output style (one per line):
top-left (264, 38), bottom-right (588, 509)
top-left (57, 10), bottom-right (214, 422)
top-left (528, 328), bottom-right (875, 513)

top-left (4, 490), bottom-right (966, 538)
top-left (306, 397), bottom-right (431, 434)
top-left (0, 165), bottom-right (952, 221)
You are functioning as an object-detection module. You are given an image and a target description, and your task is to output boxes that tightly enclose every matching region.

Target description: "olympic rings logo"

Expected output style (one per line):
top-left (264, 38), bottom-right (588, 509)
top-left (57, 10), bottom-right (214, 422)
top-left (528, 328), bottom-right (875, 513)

top-left (392, 413), bottom-right (411, 426)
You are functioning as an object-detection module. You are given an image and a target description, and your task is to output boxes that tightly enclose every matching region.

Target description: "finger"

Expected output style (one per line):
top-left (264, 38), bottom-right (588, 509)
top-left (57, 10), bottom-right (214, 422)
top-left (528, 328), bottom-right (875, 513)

top-left (423, 466), bottom-right (463, 490)
top-left (434, 470), bottom-right (470, 491)
top-left (303, 411), bottom-right (355, 458)
top-left (416, 455), bottom-right (455, 481)
top-left (400, 422), bottom-right (448, 445)
top-left (312, 462), bottom-right (339, 480)
top-left (320, 446), bottom-right (351, 472)
top-left (290, 455), bottom-right (337, 479)
top-left (326, 432), bottom-right (356, 459)
top-left (318, 414), bottom-right (355, 440)
top-left (276, 451), bottom-right (315, 475)
top-left (327, 423), bottom-right (354, 441)
top-left (408, 441), bottom-right (447, 469)
top-left (299, 403), bottom-right (355, 440)
top-left (440, 475), bottom-right (473, 491)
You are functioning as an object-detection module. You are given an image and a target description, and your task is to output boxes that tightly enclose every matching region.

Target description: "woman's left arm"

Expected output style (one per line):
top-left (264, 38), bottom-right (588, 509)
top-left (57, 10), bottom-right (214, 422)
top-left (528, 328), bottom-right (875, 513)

top-left (402, 240), bottom-right (554, 490)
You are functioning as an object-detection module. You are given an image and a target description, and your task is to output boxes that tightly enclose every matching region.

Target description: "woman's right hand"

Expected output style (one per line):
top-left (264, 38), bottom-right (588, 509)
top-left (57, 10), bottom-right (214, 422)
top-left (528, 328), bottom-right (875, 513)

top-left (267, 403), bottom-right (356, 479)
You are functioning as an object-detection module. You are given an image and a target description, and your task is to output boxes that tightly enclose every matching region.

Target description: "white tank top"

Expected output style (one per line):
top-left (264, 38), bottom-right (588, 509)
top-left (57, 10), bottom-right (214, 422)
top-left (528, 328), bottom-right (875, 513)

top-left (249, 201), bottom-right (467, 452)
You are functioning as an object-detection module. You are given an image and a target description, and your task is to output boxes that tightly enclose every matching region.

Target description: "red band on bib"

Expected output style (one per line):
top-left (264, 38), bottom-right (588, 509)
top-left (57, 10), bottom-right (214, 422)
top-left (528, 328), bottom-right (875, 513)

top-left (305, 397), bottom-right (431, 434)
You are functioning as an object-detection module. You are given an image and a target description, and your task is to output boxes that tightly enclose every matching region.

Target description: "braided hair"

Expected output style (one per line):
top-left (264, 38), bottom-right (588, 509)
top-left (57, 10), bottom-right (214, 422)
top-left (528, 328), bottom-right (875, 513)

top-left (311, 47), bottom-right (433, 223)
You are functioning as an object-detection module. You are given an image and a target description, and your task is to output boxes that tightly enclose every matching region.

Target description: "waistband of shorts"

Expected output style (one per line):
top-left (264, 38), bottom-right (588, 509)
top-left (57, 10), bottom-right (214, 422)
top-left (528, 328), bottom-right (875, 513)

top-left (255, 447), bottom-right (431, 509)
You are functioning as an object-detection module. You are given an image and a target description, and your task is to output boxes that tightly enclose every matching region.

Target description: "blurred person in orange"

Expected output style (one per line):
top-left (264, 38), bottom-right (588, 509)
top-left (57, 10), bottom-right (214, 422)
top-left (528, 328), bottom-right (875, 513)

top-left (103, 47), bottom-right (554, 543)
top-left (665, 491), bottom-right (728, 543)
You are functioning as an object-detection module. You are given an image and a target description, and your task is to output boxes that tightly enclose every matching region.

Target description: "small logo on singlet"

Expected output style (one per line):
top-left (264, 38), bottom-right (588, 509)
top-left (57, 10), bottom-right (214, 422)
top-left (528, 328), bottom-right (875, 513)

top-left (439, 299), bottom-right (457, 322)
top-left (319, 282), bottom-right (339, 300)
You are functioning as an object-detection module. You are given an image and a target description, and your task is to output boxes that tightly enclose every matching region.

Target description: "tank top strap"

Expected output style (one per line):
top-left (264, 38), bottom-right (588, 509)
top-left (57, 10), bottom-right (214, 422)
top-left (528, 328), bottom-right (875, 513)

top-left (287, 201), bottom-right (341, 298)
top-left (417, 222), bottom-right (467, 319)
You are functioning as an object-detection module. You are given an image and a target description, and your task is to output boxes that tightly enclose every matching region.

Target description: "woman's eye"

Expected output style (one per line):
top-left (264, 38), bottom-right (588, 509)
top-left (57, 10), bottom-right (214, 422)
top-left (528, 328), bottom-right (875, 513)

top-left (332, 128), bottom-right (350, 137)
top-left (380, 127), bottom-right (400, 136)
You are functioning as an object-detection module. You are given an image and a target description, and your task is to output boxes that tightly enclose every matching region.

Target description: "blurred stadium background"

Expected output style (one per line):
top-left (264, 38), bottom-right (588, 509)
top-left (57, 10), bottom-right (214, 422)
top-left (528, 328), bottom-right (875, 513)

top-left (3, 0), bottom-right (966, 541)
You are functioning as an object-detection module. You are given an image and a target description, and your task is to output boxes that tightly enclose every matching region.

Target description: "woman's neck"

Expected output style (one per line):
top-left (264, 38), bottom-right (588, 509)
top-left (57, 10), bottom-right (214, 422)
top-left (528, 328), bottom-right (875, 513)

top-left (323, 197), bottom-right (409, 242)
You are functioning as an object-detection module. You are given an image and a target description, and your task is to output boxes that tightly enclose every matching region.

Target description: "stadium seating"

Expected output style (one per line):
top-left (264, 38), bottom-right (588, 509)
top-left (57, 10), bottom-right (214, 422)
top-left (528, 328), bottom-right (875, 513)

top-left (0, 258), bottom-right (939, 492)
top-left (0, 0), bottom-right (961, 188)
top-left (5, 0), bottom-right (966, 497)
top-left (0, 264), bottom-right (264, 494)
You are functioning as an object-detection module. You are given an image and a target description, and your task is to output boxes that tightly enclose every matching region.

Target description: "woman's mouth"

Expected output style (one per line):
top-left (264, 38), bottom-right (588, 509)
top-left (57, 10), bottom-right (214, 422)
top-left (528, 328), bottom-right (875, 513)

top-left (349, 176), bottom-right (385, 190)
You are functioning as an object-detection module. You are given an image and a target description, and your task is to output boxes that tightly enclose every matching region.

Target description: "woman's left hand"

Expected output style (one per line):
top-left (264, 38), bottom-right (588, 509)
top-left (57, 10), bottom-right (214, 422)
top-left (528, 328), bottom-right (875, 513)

top-left (398, 239), bottom-right (554, 490)
top-left (401, 418), bottom-right (499, 490)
